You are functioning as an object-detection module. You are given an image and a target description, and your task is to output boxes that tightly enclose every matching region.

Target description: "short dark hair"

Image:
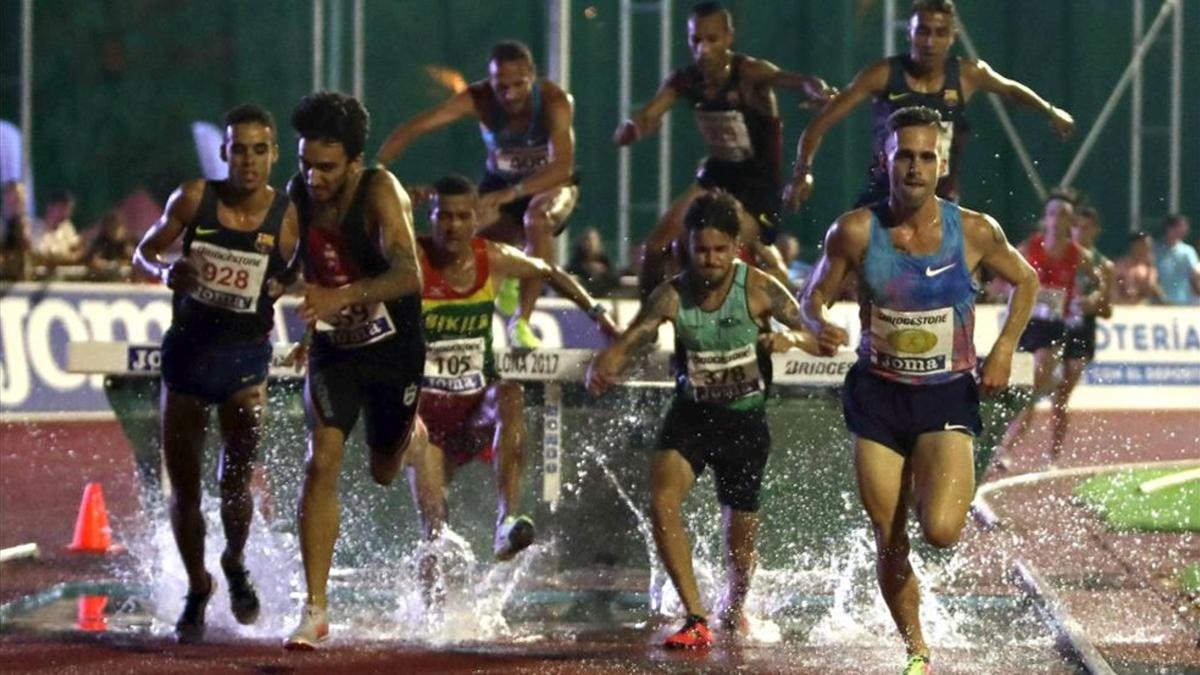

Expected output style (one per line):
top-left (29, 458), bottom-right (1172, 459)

top-left (290, 91), bottom-right (370, 160)
top-left (912, 0), bottom-right (956, 17)
top-left (684, 190), bottom-right (741, 238)
top-left (432, 173), bottom-right (477, 199)
top-left (885, 106), bottom-right (943, 134)
top-left (490, 41), bottom-right (535, 68)
top-left (1045, 186), bottom-right (1081, 208)
top-left (1075, 205), bottom-right (1099, 223)
top-left (1163, 213), bottom-right (1190, 230)
top-left (690, 1), bottom-right (733, 27)
top-left (224, 104), bottom-right (276, 136)
top-left (46, 188), bottom-right (75, 205)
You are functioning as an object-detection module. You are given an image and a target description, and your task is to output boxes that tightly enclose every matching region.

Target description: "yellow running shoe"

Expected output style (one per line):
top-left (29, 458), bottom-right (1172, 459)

top-left (496, 277), bottom-right (520, 316)
top-left (508, 317), bottom-right (542, 349)
top-left (902, 654), bottom-right (932, 674)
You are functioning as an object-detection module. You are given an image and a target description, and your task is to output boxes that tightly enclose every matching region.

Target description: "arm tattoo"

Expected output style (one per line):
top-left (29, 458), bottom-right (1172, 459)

top-left (766, 280), bottom-right (804, 329)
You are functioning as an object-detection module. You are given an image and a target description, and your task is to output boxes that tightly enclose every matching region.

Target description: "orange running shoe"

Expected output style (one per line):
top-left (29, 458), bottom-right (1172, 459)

top-left (663, 614), bottom-right (713, 650)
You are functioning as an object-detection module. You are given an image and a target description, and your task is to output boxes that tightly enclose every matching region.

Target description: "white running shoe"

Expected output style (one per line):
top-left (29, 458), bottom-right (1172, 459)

top-left (283, 603), bottom-right (329, 650)
top-left (493, 515), bottom-right (536, 561)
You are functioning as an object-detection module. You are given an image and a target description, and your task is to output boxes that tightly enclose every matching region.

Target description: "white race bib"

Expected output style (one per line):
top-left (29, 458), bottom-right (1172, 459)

top-left (315, 301), bottom-right (397, 348)
top-left (693, 110), bottom-right (754, 162)
top-left (187, 241), bottom-right (269, 314)
top-left (1033, 287), bottom-right (1067, 321)
top-left (423, 337), bottom-right (487, 394)
top-left (685, 343), bottom-right (763, 403)
top-left (491, 146), bottom-right (550, 176)
top-left (870, 306), bottom-right (954, 377)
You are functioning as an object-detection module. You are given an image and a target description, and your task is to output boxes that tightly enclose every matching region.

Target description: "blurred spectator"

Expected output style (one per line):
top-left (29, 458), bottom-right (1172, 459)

top-left (84, 210), bottom-right (136, 281)
top-left (1112, 231), bottom-right (1165, 305)
top-left (1154, 214), bottom-right (1200, 305)
top-left (777, 233), bottom-right (813, 288)
top-left (566, 226), bottom-right (618, 297)
top-left (1, 180), bottom-right (34, 281)
top-left (36, 188), bottom-right (82, 266)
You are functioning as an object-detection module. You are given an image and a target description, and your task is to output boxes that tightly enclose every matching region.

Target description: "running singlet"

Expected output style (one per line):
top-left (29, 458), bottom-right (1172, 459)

top-left (871, 55), bottom-right (969, 182)
top-left (668, 54), bottom-right (782, 183)
top-left (172, 181), bottom-right (289, 343)
top-left (419, 236), bottom-right (497, 395)
top-left (1024, 233), bottom-right (1081, 322)
top-left (471, 81), bottom-right (551, 181)
top-left (672, 262), bottom-right (768, 411)
top-left (291, 169), bottom-right (421, 350)
top-left (858, 200), bottom-right (978, 385)
top-left (1067, 247), bottom-right (1107, 327)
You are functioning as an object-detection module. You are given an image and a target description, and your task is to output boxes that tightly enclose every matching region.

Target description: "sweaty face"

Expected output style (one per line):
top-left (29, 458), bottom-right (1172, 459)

top-left (223, 122), bottom-right (277, 192)
top-left (886, 125), bottom-right (942, 208)
top-left (687, 227), bottom-right (737, 286)
top-left (908, 10), bottom-right (955, 68)
top-left (298, 138), bottom-right (356, 205)
top-left (489, 59), bottom-right (535, 115)
top-left (687, 13), bottom-right (733, 67)
top-left (431, 193), bottom-right (478, 254)
top-left (1043, 198), bottom-right (1074, 239)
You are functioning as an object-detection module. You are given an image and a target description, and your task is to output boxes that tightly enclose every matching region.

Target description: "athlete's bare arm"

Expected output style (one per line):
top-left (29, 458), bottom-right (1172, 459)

top-left (961, 59), bottom-right (1074, 138)
top-left (133, 179), bottom-right (205, 291)
top-left (487, 240), bottom-right (618, 337)
top-left (800, 212), bottom-right (868, 355)
top-left (784, 60), bottom-right (891, 211)
top-left (613, 77), bottom-right (679, 145)
top-left (483, 85), bottom-right (576, 207)
top-left (375, 90), bottom-right (478, 166)
top-left (586, 282), bottom-right (679, 394)
top-left (741, 56), bottom-right (837, 107)
top-left (963, 210), bottom-right (1038, 394)
top-left (746, 268), bottom-right (821, 355)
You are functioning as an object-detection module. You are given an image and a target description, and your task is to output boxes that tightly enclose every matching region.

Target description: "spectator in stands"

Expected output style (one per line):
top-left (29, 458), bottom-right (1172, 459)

top-left (36, 188), bottom-right (82, 267)
top-left (1154, 214), bottom-right (1199, 305)
top-left (85, 210), bottom-right (136, 281)
top-left (777, 233), bottom-right (813, 288)
top-left (1, 180), bottom-right (34, 281)
top-left (566, 226), bottom-right (618, 297)
top-left (1113, 230), bottom-right (1164, 305)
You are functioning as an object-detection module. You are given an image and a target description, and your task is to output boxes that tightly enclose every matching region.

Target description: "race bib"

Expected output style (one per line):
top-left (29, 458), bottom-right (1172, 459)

top-left (423, 337), bottom-right (487, 394)
top-left (315, 301), bottom-right (396, 348)
top-left (693, 110), bottom-right (754, 162)
top-left (870, 306), bottom-right (954, 377)
top-left (490, 146), bottom-right (550, 177)
top-left (187, 241), bottom-right (268, 314)
top-left (937, 121), bottom-right (954, 177)
top-left (1033, 287), bottom-right (1067, 321)
top-left (685, 343), bottom-right (763, 404)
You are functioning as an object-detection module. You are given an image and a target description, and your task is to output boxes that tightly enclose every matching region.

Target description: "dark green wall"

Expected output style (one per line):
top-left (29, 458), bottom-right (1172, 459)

top-left (2, 0), bottom-right (1196, 261)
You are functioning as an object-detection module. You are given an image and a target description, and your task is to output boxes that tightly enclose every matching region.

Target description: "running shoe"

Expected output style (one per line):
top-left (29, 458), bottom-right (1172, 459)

top-left (902, 654), bottom-right (932, 674)
top-left (663, 614), bottom-right (712, 650)
top-left (174, 573), bottom-right (214, 644)
top-left (494, 515), bottom-right (536, 561)
top-left (221, 560), bottom-right (261, 625)
top-left (283, 603), bottom-right (330, 650)
top-left (496, 277), bottom-right (520, 316)
top-left (508, 318), bottom-right (542, 349)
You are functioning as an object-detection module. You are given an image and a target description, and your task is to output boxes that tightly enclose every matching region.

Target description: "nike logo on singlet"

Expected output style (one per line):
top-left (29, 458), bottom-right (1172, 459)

top-left (195, 227), bottom-right (220, 236)
top-left (888, 92), bottom-right (909, 102)
top-left (925, 263), bottom-right (957, 277)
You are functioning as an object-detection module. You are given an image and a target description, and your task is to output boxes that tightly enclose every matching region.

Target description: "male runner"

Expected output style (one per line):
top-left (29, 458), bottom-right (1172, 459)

top-left (132, 104), bottom-right (299, 642)
top-left (995, 192), bottom-right (1098, 469)
top-left (587, 190), bottom-right (822, 649)
top-left (376, 41), bottom-right (577, 348)
top-left (283, 91), bottom-right (431, 650)
top-left (785, 0), bottom-right (1075, 210)
top-left (1050, 205), bottom-right (1113, 462)
top-left (409, 175), bottom-right (618, 598)
top-left (799, 107), bottom-right (1037, 674)
top-left (615, 1), bottom-right (835, 298)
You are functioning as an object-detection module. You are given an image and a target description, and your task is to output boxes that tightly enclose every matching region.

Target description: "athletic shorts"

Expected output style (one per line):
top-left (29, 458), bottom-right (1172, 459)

top-left (1018, 318), bottom-right (1067, 353)
top-left (160, 326), bottom-right (271, 405)
top-left (696, 159), bottom-right (782, 245)
top-left (1063, 316), bottom-right (1097, 361)
top-left (306, 335), bottom-right (425, 455)
top-left (841, 361), bottom-right (982, 458)
top-left (479, 171), bottom-right (578, 237)
top-left (657, 397), bottom-right (771, 512)
top-left (419, 391), bottom-right (495, 466)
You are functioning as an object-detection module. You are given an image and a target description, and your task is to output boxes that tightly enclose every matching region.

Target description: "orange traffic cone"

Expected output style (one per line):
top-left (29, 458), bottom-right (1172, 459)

top-left (67, 482), bottom-right (115, 553)
top-left (77, 594), bottom-right (109, 632)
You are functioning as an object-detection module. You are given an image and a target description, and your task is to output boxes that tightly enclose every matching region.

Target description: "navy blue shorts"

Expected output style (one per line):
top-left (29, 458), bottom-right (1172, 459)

top-left (1063, 316), bottom-right (1097, 361)
top-left (479, 171), bottom-right (578, 237)
top-left (697, 160), bottom-right (782, 244)
top-left (160, 326), bottom-right (271, 405)
top-left (306, 335), bottom-right (424, 455)
top-left (841, 362), bottom-right (982, 458)
top-left (1018, 318), bottom-right (1067, 353)
top-left (657, 397), bottom-right (771, 512)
